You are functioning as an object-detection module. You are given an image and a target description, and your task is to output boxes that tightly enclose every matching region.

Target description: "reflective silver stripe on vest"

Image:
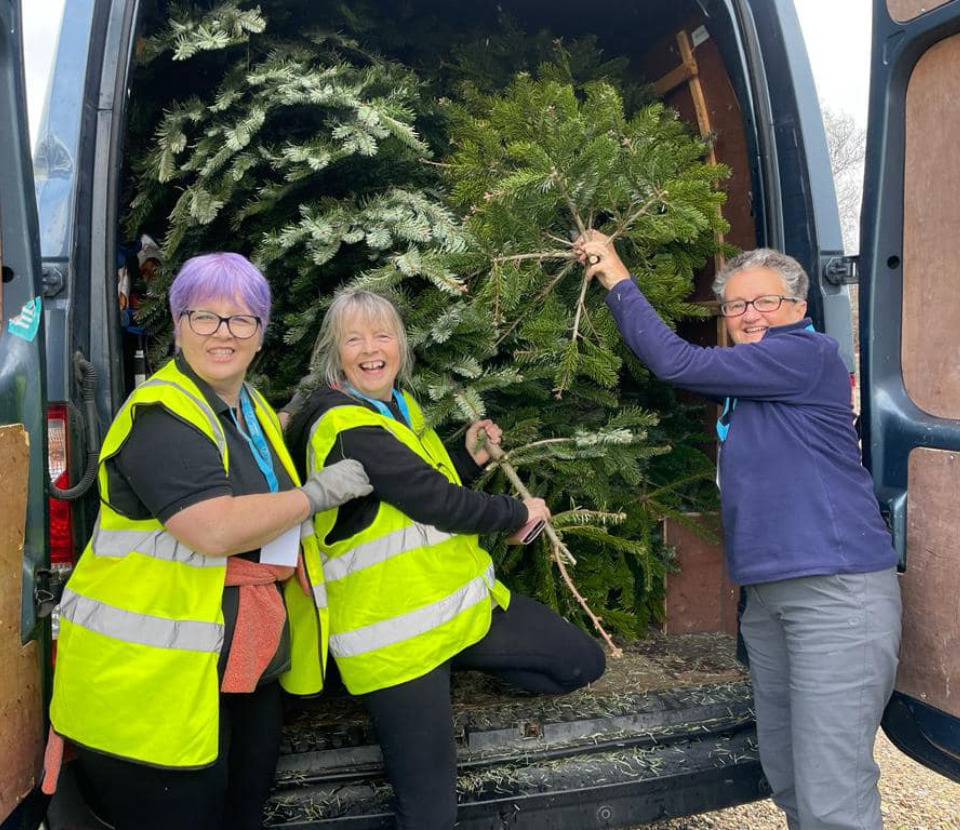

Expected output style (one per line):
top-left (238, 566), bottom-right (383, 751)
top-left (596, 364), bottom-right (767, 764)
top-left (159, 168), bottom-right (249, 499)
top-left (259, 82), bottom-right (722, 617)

top-left (323, 522), bottom-right (453, 583)
top-left (329, 565), bottom-right (493, 658)
top-left (92, 519), bottom-right (224, 569)
top-left (59, 588), bottom-right (223, 653)
top-left (139, 378), bottom-right (226, 457)
top-left (313, 582), bottom-right (328, 608)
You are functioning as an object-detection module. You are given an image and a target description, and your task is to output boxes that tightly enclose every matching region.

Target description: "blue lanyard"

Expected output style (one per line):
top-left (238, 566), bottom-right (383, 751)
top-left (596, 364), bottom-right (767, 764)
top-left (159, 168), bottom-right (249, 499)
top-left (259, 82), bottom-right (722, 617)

top-left (715, 325), bottom-right (814, 443)
top-left (716, 396), bottom-right (737, 443)
top-left (228, 387), bottom-right (279, 493)
top-left (346, 385), bottom-right (412, 428)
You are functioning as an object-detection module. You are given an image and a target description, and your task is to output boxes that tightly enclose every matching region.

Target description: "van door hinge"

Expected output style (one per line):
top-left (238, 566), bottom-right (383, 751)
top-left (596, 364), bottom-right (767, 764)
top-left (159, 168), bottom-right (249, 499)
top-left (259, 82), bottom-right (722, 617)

top-left (34, 566), bottom-right (68, 618)
top-left (42, 264), bottom-right (66, 297)
top-left (822, 255), bottom-right (859, 286)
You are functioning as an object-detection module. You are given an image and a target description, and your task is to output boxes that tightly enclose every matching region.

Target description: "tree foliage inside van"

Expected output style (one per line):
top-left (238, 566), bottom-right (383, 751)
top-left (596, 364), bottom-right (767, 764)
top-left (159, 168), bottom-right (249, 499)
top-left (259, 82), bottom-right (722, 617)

top-left (122, 0), bottom-right (728, 637)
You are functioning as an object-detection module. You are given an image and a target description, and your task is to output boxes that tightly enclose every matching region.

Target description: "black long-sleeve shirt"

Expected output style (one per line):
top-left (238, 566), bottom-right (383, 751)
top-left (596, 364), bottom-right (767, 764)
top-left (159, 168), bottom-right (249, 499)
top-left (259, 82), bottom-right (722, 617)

top-left (286, 387), bottom-right (527, 544)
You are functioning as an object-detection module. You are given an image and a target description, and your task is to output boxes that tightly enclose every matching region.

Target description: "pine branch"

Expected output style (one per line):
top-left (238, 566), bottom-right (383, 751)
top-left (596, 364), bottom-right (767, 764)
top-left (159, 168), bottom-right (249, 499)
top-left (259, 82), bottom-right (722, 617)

top-left (493, 259), bottom-right (575, 347)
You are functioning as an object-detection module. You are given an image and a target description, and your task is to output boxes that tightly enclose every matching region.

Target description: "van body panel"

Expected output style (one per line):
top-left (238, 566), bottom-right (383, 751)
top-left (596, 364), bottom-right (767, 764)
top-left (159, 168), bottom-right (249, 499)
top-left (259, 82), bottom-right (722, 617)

top-left (0, 0), bottom-right (47, 642)
top-left (0, 0), bottom-right (51, 825)
top-left (34, 0), bottom-right (133, 422)
top-left (34, 0), bottom-right (96, 403)
top-left (861, 0), bottom-right (960, 782)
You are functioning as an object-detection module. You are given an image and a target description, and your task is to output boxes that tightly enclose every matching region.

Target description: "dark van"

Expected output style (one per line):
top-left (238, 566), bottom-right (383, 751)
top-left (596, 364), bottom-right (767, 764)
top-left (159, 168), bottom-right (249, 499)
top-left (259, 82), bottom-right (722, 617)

top-left (1, 0), bottom-right (958, 827)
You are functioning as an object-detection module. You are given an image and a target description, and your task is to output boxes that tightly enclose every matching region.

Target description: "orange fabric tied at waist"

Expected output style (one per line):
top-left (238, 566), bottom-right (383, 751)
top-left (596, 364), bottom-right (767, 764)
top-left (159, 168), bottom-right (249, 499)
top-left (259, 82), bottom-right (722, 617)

top-left (221, 556), bottom-right (298, 693)
top-left (41, 726), bottom-right (67, 795)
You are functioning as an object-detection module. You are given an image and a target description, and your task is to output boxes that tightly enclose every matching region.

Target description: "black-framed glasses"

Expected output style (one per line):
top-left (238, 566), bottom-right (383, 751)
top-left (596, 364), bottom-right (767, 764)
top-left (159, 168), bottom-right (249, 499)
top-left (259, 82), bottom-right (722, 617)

top-left (719, 294), bottom-right (802, 318)
top-left (180, 310), bottom-right (262, 339)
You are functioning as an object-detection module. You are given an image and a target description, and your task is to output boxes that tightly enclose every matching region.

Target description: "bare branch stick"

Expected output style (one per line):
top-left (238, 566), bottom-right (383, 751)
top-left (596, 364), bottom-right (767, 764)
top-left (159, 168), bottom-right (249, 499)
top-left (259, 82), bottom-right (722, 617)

top-left (418, 158), bottom-right (455, 169)
top-left (551, 539), bottom-right (623, 659)
top-left (608, 190), bottom-right (666, 244)
top-left (501, 436), bottom-right (575, 458)
top-left (544, 231), bottom-right (574, 247)
top-left (570, 270), bottom-right (592, 343)
top-left (492, 250), bottom-right (573, 264)
top-left (480, 437), bottom-right (576, 566)
top-left (550, 167), bottom-right (587, 238)
top-left (474, 441), bottom-right (621, 659)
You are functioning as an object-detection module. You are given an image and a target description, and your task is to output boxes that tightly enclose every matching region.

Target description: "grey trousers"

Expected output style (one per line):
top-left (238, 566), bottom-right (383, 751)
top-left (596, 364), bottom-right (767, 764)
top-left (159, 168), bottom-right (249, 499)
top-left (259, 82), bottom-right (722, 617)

top-left (741, 568), bottom-right (901, 830)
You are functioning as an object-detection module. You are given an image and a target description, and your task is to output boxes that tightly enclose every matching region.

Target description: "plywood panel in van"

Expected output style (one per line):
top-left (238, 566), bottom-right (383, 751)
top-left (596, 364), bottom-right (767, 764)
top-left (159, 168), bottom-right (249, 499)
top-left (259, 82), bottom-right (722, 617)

top-left (888, 0), bottom-right (952, 23)
top-left (901, 34), bottom-right (960, 419)
top-left (0, 425), bottom-right (43, 818)
top-left (898, 448), bottom-right (960, 717)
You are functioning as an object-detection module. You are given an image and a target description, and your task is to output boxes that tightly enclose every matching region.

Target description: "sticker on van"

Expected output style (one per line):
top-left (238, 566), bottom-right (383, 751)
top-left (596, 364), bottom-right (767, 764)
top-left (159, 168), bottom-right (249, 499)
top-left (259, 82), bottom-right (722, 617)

top-left (7, 296), bottom-right (41, 342)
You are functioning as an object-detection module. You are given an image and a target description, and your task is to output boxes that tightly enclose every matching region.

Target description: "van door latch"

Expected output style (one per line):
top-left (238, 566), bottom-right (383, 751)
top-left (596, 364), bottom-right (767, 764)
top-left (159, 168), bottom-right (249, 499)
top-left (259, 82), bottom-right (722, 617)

top-left (823, 255), bottom-right (859, 286)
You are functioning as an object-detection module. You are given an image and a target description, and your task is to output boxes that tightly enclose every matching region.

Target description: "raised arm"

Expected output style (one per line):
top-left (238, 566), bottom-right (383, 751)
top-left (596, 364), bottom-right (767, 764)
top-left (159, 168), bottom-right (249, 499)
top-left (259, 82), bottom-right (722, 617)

top-left (575, 232), bottom-right (819, 401)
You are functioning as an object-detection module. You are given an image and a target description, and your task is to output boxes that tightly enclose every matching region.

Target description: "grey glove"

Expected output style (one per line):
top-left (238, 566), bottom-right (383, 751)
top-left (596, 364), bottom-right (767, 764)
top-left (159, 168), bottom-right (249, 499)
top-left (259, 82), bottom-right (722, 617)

top-left (299, 459), bottom-right (373, 513)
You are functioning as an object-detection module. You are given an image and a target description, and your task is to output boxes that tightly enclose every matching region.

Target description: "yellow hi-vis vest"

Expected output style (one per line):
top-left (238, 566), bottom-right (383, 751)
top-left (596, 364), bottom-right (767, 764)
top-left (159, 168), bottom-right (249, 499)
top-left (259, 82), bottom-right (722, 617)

top-left (307, 391), bottom-right (511, 695)
top-left (50, 359), bottom-right (327, 768)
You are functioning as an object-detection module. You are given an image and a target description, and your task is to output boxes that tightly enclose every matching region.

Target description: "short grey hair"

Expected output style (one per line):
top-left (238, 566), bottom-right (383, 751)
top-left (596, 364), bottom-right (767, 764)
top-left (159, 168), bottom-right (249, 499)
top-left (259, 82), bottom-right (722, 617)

top-left (712, 248), bottom-right (809, 302)
top-left (312, 289), bottom-right (414, 390)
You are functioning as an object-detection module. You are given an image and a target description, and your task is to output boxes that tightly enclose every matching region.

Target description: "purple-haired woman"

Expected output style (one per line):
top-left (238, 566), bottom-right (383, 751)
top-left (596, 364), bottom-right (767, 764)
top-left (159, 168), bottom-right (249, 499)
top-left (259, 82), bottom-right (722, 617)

top-left (46, 253), bottom-right (371, 830)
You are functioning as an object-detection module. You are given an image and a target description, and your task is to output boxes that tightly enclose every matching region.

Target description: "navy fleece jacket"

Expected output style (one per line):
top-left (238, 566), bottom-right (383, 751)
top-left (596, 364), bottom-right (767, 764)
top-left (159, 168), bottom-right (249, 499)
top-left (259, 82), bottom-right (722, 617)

top-left (606, 279), bottom-right (897, 585)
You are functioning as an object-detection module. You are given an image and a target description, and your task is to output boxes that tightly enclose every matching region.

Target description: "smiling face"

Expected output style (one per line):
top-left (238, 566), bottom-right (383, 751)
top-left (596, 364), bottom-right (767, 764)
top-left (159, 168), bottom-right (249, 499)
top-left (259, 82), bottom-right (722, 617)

top-left (338, 310), bottom-right (401, 401)
top-left (175, 294), bottom-right (261, 404)
top-left (723, 266), bottom-right (807, 345)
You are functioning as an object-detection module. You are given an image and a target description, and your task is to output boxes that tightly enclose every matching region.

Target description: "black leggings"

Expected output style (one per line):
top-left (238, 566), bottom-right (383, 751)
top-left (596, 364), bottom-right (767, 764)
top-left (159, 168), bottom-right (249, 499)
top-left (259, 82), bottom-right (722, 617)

top-left (74, 681), bottom-right (283, 830)
top-left (361, 593), bottom-right (606, 829)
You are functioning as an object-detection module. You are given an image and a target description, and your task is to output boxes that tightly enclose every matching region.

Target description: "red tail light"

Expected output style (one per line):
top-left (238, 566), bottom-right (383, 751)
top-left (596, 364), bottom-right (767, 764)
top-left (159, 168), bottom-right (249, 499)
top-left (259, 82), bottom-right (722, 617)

top-left (47, 402), bottom-right (76, 565)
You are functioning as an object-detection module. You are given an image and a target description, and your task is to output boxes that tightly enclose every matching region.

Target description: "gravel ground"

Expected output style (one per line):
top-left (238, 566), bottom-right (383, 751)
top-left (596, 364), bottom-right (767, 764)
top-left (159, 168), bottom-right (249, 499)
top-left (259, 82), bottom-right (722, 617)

top-left (644, 731), bottom-right (960, 829)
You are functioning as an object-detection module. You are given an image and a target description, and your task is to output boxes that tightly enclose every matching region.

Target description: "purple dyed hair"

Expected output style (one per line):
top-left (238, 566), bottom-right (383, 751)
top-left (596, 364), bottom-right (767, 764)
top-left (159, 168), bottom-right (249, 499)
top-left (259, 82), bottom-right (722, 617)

top-left (169, 253), bottom-right (271, 340)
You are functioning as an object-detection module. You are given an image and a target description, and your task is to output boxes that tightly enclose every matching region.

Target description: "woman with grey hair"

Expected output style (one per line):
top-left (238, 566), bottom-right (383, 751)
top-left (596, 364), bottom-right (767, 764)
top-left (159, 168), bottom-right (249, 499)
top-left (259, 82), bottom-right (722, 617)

top-left (576, 232), bottom-right (901, 830)
top-left (285, 288), bottom-right (606, 829)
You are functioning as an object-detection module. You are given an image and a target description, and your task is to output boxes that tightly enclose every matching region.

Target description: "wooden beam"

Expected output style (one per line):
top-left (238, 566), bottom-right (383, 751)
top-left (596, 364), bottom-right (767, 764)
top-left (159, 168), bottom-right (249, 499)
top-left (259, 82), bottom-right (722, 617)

top-left (652, 61), bottom-right (697, 97)
top-left (674, 30), bottom-right (727, 281)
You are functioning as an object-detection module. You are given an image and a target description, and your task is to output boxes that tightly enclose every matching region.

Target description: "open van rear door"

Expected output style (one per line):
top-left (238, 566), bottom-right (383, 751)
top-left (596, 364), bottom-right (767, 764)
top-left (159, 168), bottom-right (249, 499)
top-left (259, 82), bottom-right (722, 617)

top-left (0, 0), bottom-right (49, 825)
top-left (861, 0), bottom-right (960, 783)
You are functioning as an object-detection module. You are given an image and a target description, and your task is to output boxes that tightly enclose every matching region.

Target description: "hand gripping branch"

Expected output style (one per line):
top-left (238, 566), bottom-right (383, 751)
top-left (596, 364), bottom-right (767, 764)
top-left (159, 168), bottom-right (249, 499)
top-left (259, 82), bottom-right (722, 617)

top-left (479, 430), bottom-right (624, 659)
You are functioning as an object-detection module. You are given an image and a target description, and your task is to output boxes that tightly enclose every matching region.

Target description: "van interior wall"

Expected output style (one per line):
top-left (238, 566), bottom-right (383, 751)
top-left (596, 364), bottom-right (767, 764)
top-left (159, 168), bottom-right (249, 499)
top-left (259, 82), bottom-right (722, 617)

top-left (896, 32), bottom-right (960, 720)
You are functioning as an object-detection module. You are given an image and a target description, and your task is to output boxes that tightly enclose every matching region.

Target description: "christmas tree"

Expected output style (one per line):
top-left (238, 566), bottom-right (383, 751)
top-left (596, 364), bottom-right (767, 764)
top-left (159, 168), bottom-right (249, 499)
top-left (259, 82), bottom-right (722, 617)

top-left (125, 0), bottom-right (727, 640)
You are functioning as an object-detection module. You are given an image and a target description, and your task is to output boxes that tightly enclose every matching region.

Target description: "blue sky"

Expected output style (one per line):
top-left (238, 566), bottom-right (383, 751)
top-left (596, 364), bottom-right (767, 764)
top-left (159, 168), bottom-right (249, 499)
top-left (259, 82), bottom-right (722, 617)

top-left (22, 0), bottom-right (873, 144)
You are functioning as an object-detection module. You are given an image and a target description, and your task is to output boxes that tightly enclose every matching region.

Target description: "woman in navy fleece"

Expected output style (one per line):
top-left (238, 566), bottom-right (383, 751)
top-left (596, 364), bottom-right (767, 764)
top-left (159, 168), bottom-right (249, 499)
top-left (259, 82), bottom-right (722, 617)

top-left (576, 232), bottom-right (901, 830)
